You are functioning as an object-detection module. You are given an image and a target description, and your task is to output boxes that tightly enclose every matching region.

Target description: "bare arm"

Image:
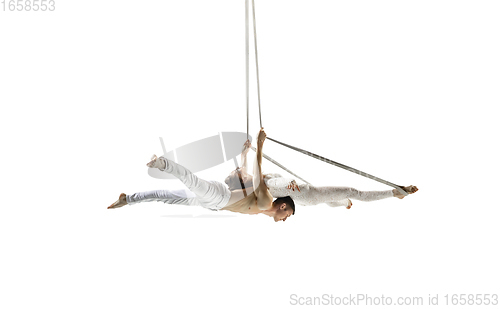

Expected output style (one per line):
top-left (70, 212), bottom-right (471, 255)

top-left (253, 128), bottom-right (273, 210)
top-left (252, 129), bottom-right (266, 189)
top-left (240, 139), bottom-right (251, 176)
top-left (224, 140), bottom-right (254, 192)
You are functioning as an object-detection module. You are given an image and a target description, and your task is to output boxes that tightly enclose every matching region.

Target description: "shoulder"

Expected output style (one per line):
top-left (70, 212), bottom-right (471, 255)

top-left (255, 183), bottom-right (273, 210)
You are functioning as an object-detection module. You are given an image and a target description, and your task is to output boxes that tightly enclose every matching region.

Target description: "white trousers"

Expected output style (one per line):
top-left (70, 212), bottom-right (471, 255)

top-left (127, 157), bottom-right (231, 211)
top-left (127, 186), bottom-right (394, 209)
top-left (290, 185), bottom-right (394, 207)
top-left (127, 189), bottom-right (200, 206)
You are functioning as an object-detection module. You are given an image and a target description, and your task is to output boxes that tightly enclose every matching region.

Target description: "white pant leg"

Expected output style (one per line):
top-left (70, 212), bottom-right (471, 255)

top-left (325, 199), bottom-right (351, 208)
top-left (127, 189), bottom-right (200, 206)
top-left (292, 185), bottom-right (394, 206)
top-left (335, 187), bottom-right (394, 201)
top-left (157, 157), bottom-right (231, 210)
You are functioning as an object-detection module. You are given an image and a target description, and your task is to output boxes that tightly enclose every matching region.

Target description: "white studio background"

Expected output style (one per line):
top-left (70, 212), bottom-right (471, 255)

top-left (1, 1), bottom-right (499, 308)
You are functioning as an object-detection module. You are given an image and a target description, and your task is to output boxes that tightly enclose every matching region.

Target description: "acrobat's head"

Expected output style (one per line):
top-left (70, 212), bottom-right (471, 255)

top-left (272, 196), bottom-right (295, 222)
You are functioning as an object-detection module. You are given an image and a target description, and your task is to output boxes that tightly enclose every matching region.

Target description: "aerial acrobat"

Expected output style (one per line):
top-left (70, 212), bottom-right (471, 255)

top-left (109, 129), bottom-right (296, 222)
top-left (108, 130), bottom-right (418, 222)
top-left (108, 1), bottom-right (419, 218)
top-left (224, 141), bottom-right (418, 209)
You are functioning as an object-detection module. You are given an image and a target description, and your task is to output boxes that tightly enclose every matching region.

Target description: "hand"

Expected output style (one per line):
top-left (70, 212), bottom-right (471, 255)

top-left (257, 128), bottom-right (267, 143)
top-left (287, 180), bottom-right (301, 192)
top-left (242, 139), bottom-right (251, 154)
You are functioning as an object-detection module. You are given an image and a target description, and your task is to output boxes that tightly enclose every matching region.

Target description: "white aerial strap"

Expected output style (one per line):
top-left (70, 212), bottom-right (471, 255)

top-left (243, 1), bottom-right (407, 196)
top-left (252, 0), bottom-right (263, 128)
top-left (245, 0), bottom-right (263, 138)
top-left (245, 0), bottom-right (250, 139)
top-left (244, 0), bottom-right (309, 184)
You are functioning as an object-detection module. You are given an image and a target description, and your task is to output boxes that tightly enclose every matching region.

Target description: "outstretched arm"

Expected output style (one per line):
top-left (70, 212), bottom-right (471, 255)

top-left (240, 139), bottom-right (251, 177)
top-left (253, 128), bottom-right (266, 189)
top-left (253, 128), bottom-right (273, 210)
top-left (224, 140), bottom-right (253, 192)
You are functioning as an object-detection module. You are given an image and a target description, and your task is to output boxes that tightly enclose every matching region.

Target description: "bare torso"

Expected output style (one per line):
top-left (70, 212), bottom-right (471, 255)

top-left (221, 183), bottom-right (273, 215)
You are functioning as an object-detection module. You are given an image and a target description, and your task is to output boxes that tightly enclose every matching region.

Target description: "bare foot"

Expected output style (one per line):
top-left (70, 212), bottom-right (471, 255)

top-left (346, 199), bottom-right (353, 209)
top-left (393, 185), bottom-right (419, 199)
top-left (108, 193), bottom-right (128, 209)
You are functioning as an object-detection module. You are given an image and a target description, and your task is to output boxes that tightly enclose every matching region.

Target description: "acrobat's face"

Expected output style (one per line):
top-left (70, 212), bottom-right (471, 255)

top-left (273, 203), bottom-right (293, 222)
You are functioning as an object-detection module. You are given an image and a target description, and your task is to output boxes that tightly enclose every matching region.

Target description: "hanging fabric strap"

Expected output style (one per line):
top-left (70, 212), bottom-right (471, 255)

top-left (245, 0), bottom-right (263, 137)
top-left (245, 0), bottom-right (250, 139)
top-left (267, 137), bottom-right (408, 196)
top-left (250, 146), bottom-right (311, 184)
top-left (244, 0), bottom-right (309, 185)
top-left (251, 0), bottom-right (263, 128)
top-left (243, 1), bottom-right (406, 196)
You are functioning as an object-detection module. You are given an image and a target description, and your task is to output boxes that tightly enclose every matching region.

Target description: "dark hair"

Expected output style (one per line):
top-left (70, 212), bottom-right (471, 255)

top-left (274, 196), bottom-right (295, 215)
